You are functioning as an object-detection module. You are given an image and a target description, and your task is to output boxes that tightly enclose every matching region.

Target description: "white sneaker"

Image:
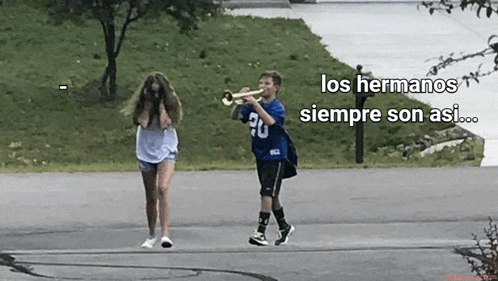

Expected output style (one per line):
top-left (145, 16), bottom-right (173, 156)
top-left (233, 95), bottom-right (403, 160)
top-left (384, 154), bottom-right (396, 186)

top-left (161, 236), bottom-right (173, 248)
top-left (141, 237), bottom-right (157, 249)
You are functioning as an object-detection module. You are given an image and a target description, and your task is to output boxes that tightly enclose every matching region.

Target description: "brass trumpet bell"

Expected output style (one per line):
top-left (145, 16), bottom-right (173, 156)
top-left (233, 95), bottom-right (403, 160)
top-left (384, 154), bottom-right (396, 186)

top-left (222, 89), bottom-right (263, 106)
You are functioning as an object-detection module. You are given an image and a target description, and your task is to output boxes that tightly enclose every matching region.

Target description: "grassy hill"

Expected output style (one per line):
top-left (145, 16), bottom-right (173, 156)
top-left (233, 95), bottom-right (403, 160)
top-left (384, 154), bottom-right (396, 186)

top-left (0, 4), bottom-right (483, 172)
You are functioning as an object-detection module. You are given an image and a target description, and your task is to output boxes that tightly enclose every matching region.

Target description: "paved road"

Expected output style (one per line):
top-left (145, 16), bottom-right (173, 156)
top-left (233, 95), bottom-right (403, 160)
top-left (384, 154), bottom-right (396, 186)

top-left (1, 168), bottom-right (497, 280)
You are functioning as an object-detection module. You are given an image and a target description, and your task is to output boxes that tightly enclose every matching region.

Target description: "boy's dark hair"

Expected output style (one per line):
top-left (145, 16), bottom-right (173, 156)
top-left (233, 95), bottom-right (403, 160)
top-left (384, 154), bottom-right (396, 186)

top-left (260, 71), bottom-right (282, 87)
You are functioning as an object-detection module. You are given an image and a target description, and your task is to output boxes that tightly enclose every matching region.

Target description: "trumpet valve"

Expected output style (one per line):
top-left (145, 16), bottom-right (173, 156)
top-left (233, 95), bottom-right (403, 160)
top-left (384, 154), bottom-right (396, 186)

top-left (221, 89), bottom-right (263, 106)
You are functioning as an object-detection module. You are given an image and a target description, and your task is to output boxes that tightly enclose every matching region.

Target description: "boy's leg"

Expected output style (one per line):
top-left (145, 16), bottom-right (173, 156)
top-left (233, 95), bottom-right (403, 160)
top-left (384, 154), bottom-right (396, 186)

top-left (272, 197), bottom-right (289, 230)
top-left (272, 196), bottom-right (295, 246)
top-left (257, 196), bottom-right (272, 233)
top-left (249, 196), bottom-right (271, 246)
top-left (249, 160), bottom-right (284, 246)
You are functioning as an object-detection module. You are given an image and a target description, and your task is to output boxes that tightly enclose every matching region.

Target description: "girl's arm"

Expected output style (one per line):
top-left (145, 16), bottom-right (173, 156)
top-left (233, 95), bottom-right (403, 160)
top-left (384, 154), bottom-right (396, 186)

top-left (159, 101), bottom-right (172, 129)
top-left (137, 101), bottom-right (152, 128)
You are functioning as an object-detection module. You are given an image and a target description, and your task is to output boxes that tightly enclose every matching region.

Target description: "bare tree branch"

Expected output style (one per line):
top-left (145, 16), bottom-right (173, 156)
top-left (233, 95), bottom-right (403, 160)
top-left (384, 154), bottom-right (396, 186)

top-left (420, 0), bottom-right (498, 87)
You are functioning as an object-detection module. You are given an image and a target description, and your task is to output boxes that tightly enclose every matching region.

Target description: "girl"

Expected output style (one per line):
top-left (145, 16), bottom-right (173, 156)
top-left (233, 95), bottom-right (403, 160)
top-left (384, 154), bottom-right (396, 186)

top-left (131, 72), bottom-right (182, 248)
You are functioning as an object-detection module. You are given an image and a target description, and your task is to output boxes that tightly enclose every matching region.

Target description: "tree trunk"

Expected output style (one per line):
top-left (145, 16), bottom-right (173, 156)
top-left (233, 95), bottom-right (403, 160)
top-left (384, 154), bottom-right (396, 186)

top-left (98, 2), bottom-right (142, 102)
top-left (108, 21), bottom-right (117, 101)
top-left (99, 3), bottom-right (117, 102)
top-left (99, 66), bottom-right (109, 101)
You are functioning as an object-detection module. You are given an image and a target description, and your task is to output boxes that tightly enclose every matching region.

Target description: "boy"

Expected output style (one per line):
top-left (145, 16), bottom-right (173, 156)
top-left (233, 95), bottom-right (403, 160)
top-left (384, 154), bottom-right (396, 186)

top-left (236, 71), bottom-right (297, 246)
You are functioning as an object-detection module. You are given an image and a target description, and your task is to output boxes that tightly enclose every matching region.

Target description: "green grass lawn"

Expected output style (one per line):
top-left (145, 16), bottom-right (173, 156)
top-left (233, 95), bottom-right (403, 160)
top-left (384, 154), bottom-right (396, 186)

top-left (0, 4), bottom-right (483, 172)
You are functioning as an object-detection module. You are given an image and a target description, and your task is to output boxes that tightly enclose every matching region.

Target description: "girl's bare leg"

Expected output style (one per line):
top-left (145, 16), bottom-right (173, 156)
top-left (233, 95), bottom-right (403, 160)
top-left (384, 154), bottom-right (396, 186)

top-left (156, 161), bottom-right (175, 236)
top-left (141, 170), bottom-right (158, 237)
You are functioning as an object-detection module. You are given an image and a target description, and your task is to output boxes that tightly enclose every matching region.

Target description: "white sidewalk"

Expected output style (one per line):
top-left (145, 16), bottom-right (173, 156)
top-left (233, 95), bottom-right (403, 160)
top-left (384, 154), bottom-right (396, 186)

top-left (227, 3), bottom-right (498, 166)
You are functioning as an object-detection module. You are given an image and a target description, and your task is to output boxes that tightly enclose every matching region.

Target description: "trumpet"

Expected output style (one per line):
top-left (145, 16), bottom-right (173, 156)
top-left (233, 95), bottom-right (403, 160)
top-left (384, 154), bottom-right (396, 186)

top-left (222, 89), bottom-right (263, 106)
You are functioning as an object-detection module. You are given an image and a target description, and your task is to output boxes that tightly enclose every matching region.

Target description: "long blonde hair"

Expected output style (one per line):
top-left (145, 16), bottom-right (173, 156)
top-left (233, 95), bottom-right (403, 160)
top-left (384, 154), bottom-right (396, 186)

top-left (122, 72), bottom-right (182, 126)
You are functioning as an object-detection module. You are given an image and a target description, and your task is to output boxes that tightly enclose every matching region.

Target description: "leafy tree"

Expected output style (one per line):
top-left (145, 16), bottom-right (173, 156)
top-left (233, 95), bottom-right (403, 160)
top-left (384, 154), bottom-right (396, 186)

top-left (420, 0), bottom-right (498, 86)
top-left (48, 0), bottom-right (221, 101)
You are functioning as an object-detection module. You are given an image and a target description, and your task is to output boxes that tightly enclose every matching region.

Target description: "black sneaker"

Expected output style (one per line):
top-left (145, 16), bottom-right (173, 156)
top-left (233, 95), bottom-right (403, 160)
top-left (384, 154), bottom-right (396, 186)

top-left (249, 231), bottom-right (268, 246)
top-left (275, 225), bottom-right (295, 246)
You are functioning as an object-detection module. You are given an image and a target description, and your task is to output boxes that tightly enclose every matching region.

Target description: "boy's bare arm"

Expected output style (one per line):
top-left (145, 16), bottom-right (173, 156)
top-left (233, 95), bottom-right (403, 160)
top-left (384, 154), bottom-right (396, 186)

top-left (239, 87), bottom-right (275, 125)
top-left (244, 96), bottom-right (275, 126)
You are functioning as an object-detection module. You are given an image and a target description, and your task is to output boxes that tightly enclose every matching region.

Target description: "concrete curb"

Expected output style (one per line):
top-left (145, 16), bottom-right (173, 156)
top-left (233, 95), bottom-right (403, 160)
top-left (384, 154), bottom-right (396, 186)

top-left (316, 0), bottom-right (422, 2)
top-left (222, 0), bottom-right (292, 9)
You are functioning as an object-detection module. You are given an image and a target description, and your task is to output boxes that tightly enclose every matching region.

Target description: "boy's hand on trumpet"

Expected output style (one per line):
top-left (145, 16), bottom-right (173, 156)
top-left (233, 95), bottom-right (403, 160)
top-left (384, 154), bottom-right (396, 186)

top-left (244, 95), bottom-right (259, 106)
top-left (239, 87), bottom-right (250, 93)
top-left (240, 87), bottom-right (259, 106)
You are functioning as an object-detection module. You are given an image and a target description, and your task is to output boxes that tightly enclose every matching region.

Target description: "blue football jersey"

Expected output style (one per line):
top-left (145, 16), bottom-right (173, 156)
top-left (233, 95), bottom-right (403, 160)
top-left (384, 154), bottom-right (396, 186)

top-left (240, 99), bottom-right (289, 161)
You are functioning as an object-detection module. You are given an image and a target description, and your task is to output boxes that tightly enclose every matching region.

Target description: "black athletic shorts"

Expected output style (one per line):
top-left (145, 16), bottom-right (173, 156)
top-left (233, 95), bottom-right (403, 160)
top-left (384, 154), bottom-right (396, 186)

top-left (257, 160), bottom-right (285, 197)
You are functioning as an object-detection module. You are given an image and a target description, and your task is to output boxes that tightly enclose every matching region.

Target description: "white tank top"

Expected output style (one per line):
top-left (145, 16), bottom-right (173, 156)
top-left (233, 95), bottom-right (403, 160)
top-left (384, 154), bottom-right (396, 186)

top-left (136, 117), bottom-right (178, 163)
